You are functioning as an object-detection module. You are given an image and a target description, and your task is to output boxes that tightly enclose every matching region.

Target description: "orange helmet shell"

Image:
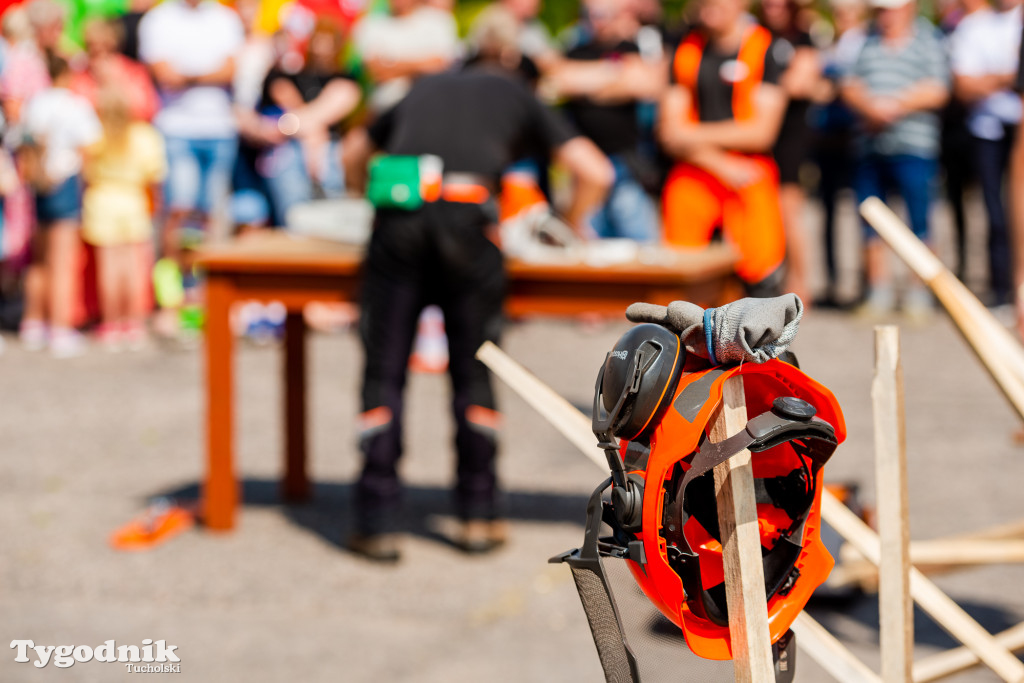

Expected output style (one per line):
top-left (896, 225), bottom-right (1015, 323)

top-left (625, 358), bottom-right (846, 660)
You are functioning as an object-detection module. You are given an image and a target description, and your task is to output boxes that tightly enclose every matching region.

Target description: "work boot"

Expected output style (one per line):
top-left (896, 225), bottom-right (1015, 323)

top-left (348, 532), bottom-right (401, 563)
top-left (458, 519), bottom-right (507, 555)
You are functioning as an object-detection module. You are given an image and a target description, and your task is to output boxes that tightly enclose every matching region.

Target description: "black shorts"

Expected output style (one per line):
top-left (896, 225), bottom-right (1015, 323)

top-left (773, 103), bottom-right (812, 186)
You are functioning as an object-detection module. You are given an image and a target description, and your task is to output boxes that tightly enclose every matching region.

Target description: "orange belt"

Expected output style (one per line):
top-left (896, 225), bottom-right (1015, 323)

top-left (422, 175), bottom-right (492, 205)
top-left (439, 183), bottom-right (490, 204)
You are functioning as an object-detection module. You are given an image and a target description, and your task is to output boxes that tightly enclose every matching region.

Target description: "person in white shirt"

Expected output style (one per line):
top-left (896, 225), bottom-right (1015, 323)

top-left (352, 0), bottom-right (459, 112)
top-left (138, 0), bottom-right (244, 272)
top-left (19, 55), bottom-right (101, 357)
top-left (950, 0), bottom-right (1023, 307)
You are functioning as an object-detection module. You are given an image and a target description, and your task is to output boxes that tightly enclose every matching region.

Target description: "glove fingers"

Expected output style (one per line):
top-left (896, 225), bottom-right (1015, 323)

top-left (625, 302), bottom-right (669, 325)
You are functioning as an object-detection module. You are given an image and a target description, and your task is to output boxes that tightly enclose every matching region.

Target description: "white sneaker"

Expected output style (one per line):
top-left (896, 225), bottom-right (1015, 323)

top-left (903, 288), bottom-right (934, 324)
top-left (50, 328), bottom-right (86, 358)
top-left (20, 320), bottom-right (47, 351)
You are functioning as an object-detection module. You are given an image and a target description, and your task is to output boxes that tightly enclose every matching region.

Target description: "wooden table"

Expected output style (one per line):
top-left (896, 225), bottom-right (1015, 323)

top-left (196, 234), bottom-right (739, 530)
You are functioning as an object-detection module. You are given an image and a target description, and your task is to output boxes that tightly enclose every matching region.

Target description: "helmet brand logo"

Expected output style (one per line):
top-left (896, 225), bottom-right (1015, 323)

top-left (610, 350), bottom-right (628, 360)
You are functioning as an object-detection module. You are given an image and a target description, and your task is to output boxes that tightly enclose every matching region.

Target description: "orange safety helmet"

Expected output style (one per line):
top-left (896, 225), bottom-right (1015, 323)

top-left (555, 323), bottom-right (845, 676)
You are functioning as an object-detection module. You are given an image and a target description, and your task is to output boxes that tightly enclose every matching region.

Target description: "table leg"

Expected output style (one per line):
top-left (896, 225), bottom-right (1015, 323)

top-left (283, 310), bottom-right (310, 502)
top-left (204, 275), bottom-right (237, 531)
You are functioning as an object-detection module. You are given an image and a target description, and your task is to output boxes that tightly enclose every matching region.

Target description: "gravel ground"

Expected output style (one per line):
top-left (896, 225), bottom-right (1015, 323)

top-left (2, 304), bottom-right (1024, 683)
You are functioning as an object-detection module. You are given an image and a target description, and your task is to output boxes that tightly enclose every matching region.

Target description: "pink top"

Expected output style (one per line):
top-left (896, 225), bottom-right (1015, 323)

top-left (70, 54), bottom-right (160, 122)
top-left (0, 42), bottom-right (50, 117)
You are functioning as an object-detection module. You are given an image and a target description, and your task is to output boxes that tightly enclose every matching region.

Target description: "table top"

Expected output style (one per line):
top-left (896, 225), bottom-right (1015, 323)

top-left (196, 233), bottom-right (738, 284)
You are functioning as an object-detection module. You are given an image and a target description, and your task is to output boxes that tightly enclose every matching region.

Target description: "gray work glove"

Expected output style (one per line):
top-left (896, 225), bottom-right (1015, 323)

top-left (625, 294), bottom-right (803, 365)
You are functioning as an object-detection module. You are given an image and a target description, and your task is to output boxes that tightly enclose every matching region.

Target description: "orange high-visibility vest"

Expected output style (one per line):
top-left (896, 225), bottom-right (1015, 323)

top-left (671, 25), bottom-right (774, 123)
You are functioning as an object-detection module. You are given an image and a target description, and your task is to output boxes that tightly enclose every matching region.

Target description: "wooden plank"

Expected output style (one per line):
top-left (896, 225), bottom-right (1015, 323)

top-left (474, 342), bottom-right (877, 683)
top-left (873, 326), bottom-right (913, 683)
top-left (860, 198), bottom-right (1024, 417)
top-left (913, 622), bottom-right (1024, 682)
top-left (709, 376), bottom-right (775, 682)
top-left (821, 491), bottom-right (1024, 682)
top-left (832, 540), bottom-right (1024, 589)
top-left (792, 613), bottom-right (882, 683)
top-left (475, 341), bottom-right (603, 470)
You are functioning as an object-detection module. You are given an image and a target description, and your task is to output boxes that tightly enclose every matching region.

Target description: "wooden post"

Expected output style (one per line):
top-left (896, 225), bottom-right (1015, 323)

top-left (710, 376), bottom-right (776, 682)
top-left (873, 326), bottom-right (913, 683)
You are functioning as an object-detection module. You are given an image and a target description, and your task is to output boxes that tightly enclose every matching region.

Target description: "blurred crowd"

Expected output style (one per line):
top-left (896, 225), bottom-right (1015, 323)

top-left (0, 0), bottom-right (1020, 356)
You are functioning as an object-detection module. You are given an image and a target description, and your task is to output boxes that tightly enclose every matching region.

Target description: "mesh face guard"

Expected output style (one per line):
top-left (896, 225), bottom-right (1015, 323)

top-left (553, 400), bottom-right (837, 682)
top-left (551, 479), bottom-right (642, 683)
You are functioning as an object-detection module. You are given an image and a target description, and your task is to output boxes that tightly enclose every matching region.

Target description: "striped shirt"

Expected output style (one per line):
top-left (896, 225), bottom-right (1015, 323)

top-left (847, 18), bottom-right (949, 158)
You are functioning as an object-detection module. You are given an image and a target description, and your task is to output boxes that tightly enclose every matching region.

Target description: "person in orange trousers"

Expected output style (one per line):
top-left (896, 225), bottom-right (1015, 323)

top-left (658, 0), bottom-right (790, 296)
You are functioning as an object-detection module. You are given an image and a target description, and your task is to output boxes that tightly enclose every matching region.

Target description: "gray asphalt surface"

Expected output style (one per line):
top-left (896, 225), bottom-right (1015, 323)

top-left (2, 306), bottom-right (1024, 682)
top-left (3, 195), bottom-right (1024, 682)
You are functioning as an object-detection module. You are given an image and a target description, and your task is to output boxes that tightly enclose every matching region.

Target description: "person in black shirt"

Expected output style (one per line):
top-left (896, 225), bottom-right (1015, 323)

top-left (549, 0), bottom-right (665, 241)
top-left (344, 65), bottom-right (612, 562)
top-left (256, 19), bottom-right (360, 225)
top-left (757, 0), bottom-right (821, 303)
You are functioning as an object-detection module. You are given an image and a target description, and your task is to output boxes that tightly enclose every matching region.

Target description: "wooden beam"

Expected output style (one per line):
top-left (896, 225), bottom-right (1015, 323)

top-left (821, 492), bottom-right (1024, 682)
top-left (792, 613), bottom-right (882, 683)
top-left (831, 540), bottom-right (1024, 590)
top-left (913, 622), bottom-right (1024, 682)
top-left (860, 198), bottom-right (1024, 421)
top-left (710, 376), bottom-right (775, 682)
top-left (475, 341), bottom-right (602, 469)
top-left (873, 326), bottom-right (913, 683)
top-left (475, 341), bottom-right (877, 683)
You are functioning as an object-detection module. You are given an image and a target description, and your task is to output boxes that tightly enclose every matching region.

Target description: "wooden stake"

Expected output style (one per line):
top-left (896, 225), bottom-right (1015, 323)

top-left (873, 326), bottom-right (913, 683)
top-left (821, 491), bottom-right (1024, 683)
top-left (710, 376), bottom-right (775, 682)
top-left (475, 342), bottom-right (880, 683)
top-left (792, 613), bottom-right (882, 683)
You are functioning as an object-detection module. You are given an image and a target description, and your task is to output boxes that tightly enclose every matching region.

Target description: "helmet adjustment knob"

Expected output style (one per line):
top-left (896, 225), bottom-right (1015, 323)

top-left (772, 396), bottom-right (816, 422)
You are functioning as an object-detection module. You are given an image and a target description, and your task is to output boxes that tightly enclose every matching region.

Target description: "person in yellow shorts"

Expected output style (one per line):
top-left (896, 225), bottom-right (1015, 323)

top-left (658, 0), bottom-right (789, 295)
top-left (82, 88), bottom-right (167, 349)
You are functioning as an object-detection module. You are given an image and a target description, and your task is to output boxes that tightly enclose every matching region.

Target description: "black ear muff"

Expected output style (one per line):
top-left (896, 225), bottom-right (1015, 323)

top-left (593, 324), bottom-right (686, 540)
top-left (592, 323), bottom-right (685, 445)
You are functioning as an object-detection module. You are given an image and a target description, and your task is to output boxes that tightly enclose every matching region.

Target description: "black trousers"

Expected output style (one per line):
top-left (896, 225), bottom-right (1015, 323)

top-left (972, 127), bottom-right (1016, 305)
top-left (355, 200), bottom-right (505, 534)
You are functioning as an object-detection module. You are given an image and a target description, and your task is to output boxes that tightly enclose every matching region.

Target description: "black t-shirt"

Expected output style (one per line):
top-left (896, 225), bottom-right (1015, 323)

top-left (462, 53), bottom-right (540, 88)
top-left (260, 69), bottom-right (355, 110)
top-left (769, 28), bottom-right (815, 141)
top-left (118, 11), bottom-right (145, 62)
top-left (368, 69), bottom-right (577, 181)
top-left (563, 39), bottom-right (641, 155)
top-left (673, 31), bottom-right (784, 122)
top-left (259, 69), bottom-right (357, 138)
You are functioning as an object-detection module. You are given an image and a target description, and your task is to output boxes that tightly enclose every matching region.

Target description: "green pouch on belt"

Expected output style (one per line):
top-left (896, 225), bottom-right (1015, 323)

top-left (367, 155), bottom-right (423, 210)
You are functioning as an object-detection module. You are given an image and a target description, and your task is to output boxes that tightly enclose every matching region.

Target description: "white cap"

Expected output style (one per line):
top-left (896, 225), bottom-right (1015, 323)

top-left (868, 0), bottom-right (911, 8)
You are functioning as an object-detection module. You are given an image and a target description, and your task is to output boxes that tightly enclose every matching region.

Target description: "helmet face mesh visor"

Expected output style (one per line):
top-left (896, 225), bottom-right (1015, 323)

top-left (569, 565), bottom-right (640, 683)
